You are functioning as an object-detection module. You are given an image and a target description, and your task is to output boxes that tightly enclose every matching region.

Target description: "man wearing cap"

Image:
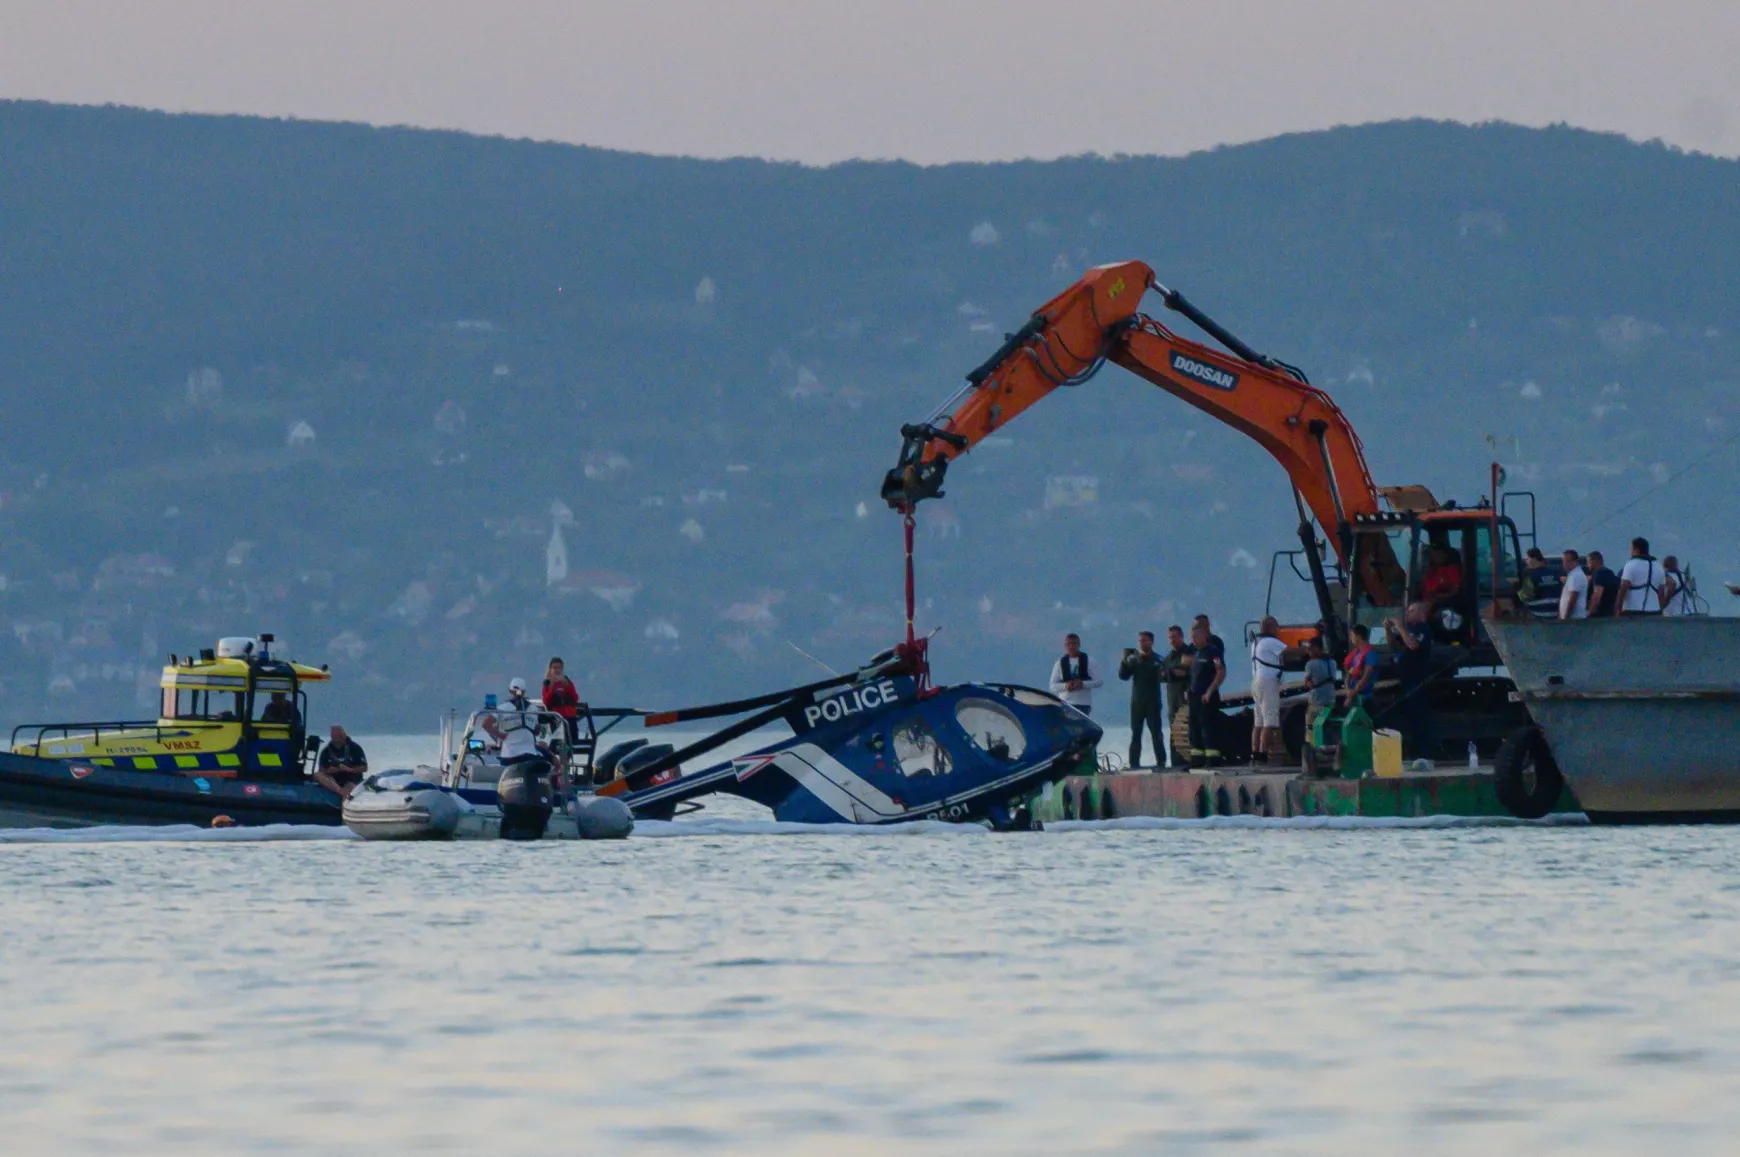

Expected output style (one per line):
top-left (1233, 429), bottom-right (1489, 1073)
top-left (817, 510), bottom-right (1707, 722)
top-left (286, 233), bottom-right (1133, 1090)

top-left (506, 677), bottom-right (532, 711)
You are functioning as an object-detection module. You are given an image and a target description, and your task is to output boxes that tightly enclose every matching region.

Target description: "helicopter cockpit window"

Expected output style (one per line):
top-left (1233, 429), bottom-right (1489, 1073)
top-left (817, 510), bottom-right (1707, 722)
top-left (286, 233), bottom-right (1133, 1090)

top-left (1002, 688), bottom-right (1063, 710)
top-left (955, 699), bottom-right (1027, 761)
top-left (892, 719), bottom-right (952, 779)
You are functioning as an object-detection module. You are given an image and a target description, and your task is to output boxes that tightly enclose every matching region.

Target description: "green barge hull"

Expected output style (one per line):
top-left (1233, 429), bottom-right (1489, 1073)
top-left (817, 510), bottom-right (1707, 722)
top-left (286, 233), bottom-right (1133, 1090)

top-left (1031, 768), bottom-right (1580, 823)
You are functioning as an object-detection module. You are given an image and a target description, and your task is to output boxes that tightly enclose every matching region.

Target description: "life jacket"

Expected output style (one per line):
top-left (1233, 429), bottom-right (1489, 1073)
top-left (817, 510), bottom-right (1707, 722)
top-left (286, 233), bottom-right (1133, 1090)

top-left (1344, 645), bottom-right (1377, 697)
top-left (498, 712), bottom-right (541, 761)
top-left (1627, 557), bottom-right (1663, 615)
top-left (1058, 654), bottom-right (1090, 683)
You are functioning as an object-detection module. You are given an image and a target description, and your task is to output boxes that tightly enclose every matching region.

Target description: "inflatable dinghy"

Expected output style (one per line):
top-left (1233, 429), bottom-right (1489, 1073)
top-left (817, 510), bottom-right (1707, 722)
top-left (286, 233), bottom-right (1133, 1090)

top-left (343, 770), bottom-right (633, 841)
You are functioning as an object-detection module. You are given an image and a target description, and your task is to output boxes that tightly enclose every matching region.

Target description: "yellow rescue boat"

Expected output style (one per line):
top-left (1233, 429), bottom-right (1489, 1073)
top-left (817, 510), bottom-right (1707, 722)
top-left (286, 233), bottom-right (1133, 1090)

top-left (1, 635), bottom-right (342, 828)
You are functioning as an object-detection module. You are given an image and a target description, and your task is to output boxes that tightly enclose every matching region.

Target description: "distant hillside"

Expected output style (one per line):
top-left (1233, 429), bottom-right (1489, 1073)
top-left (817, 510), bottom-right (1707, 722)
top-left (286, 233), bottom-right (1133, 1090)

top-left (1, 101), bottom-right (1736, 728)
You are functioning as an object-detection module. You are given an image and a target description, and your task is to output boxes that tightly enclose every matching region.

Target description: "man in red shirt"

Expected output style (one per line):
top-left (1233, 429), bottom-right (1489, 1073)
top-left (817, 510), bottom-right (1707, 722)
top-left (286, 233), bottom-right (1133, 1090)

top-left (1422, 546), bottom-right (1463, 602)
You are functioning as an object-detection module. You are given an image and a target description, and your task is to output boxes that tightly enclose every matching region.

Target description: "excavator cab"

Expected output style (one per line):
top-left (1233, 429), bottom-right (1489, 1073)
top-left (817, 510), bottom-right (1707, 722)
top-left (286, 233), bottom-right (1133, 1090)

top-left (1347, 506), bottom-right (1525, 665)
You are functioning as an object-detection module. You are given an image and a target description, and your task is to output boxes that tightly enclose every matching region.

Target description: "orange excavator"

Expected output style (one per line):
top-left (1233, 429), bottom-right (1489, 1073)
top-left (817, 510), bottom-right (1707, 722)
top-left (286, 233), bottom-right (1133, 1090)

top-left (882, 261), bottom-right (1536, 758)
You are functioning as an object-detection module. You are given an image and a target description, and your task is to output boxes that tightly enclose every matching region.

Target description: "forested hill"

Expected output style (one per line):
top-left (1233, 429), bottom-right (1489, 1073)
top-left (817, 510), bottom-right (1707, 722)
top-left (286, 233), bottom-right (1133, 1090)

top-left (2, 100), bottom-right (1737, 729)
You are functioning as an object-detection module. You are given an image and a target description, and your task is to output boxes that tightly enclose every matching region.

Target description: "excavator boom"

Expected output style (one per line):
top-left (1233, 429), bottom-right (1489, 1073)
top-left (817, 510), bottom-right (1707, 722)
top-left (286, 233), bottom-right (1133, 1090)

top-left (881, 261), bottom-right (1381, 569)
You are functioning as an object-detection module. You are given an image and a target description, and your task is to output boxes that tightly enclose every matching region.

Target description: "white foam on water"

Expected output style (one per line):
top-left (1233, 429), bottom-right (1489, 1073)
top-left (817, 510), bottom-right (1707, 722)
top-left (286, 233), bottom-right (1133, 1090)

top-left (0, 824), bottom-right (358, 845)
top-left (632, 816), bottom-right (991, 838)
top-left (638, 812), bottom-right (1591, 838)
top-left (0, 812), bottom-right (1590, 844)
top-left (1046, 812), bottom-right (1590, 832)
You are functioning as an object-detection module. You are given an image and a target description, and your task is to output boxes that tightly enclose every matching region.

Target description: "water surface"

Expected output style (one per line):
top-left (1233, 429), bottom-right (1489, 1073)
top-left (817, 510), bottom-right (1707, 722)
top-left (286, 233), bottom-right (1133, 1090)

top-left (4, 814), bottom-right (1737, 1155)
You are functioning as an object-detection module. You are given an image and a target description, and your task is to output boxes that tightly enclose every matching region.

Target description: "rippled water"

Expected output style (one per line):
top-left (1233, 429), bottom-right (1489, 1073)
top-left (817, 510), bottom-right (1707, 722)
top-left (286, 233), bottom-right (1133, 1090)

top-left (4, 747), bottom-right (1739, 1154)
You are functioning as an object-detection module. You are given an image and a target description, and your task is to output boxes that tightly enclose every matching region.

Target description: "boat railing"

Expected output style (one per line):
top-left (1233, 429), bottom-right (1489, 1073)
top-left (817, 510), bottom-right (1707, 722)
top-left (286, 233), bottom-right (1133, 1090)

top-left (10, 718), bottom-right (232, 754)
top-left (441, 706), bottom-right (643, 789)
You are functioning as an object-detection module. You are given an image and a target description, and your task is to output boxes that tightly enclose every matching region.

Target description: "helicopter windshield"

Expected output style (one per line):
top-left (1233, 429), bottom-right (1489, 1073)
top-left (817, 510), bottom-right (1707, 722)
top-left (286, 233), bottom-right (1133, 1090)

top-left (956, 699), bottom-right (1026, 761)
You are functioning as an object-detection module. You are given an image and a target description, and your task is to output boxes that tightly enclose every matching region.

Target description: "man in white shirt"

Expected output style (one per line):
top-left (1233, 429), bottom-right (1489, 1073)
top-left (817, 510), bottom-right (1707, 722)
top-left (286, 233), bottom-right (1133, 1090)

top-left (1558, 549), bottom-right (1589, 620)
top-left (1248, 616), bottom-right (1288, 767)
top-left (1616, 537), bottom-right (1664, 615)
top-left (484, 707), bottom-right (547, 765)
top-left (1048, 633), bottom-right (1102, 716)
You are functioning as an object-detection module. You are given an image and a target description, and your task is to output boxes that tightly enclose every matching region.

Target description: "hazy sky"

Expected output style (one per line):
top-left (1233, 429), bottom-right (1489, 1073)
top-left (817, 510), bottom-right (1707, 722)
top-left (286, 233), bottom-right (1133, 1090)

top-left (2, 0), bottom-right (1737, 163)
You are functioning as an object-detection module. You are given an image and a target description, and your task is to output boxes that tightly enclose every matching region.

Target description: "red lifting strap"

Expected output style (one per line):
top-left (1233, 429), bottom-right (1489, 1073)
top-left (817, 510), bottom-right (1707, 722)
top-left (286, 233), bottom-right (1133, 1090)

top-left (896, 508), bottom-right (931, 693)
top-left (903, 511), bottom-right (916, 648)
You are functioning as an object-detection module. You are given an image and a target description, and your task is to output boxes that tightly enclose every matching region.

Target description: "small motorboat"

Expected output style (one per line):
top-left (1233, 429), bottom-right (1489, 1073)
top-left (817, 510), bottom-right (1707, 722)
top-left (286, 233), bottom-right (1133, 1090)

top-left (0, 634), bottom-right (342, 829)
top-left (342, 770), bottom-right (633, 841)
top-left (341, 700), bottom-right (638, 841)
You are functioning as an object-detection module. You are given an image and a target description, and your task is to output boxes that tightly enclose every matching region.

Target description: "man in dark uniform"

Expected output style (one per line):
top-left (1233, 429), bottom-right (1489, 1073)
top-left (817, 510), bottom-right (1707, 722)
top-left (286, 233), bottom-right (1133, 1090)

top-left (1186, 620), bottom-right (1227, 768)
top-left (314, 724), bottom-right (368, 799)
top-left (1384, 601), bottom-right (1436, 762)
top-left (1159, 624), bottom-right (1195, 767)
top-left (1586, 551), bottom-right (1621, 618)
top-left (1118, 631), bottom-right (1167, 769)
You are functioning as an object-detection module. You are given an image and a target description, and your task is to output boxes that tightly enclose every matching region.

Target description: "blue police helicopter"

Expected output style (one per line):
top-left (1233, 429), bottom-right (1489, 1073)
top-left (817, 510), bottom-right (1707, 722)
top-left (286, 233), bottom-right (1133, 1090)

top-left (595, 642), bottom-right (1102, 830)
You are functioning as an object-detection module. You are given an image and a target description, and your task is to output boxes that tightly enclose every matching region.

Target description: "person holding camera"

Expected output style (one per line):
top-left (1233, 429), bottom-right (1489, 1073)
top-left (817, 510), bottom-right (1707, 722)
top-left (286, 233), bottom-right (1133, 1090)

top-left (1118, 631), bottom-right (1167, 769)
top-left (1384, 601), bottom-right (1435, 761)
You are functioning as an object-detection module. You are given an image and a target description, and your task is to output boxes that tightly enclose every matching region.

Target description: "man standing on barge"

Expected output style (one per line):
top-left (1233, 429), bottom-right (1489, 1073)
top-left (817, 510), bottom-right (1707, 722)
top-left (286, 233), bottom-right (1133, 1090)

top-left (1160, 625), bottom-right (1195, 767)
top-left (1049, 633), bottom-right (1101, 717)
top-left (1186, 620), bottom-right (1227, 768)
top-left (1118, 631), bottom-right (1166, 768)
top-left (1558, 550), bottom-right (1589, 620)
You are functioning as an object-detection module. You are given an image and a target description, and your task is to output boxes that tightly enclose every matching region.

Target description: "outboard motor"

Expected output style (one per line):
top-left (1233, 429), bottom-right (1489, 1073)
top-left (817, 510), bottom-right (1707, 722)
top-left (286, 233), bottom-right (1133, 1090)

top-left (617, 743), bottom-right (676, 781)
top-left (592, 738), bottom-right (649, 786)
top-left (496, 758), bottom-right (555, 840)
top-left (616, 744), bottom-right (680, 820)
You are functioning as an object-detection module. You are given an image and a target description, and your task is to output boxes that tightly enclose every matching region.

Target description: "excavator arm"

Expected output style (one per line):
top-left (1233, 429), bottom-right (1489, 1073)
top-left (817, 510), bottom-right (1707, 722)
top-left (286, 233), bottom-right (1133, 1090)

top-left (881, 260), bottom-right (1382, 568)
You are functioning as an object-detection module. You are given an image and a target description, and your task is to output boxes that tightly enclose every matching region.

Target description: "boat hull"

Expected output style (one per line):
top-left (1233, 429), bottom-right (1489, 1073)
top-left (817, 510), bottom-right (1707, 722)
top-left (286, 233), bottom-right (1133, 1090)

top-left (0, 750), bottom-right (341, 828)
top-left (1487, 617), bottom-right (1740, 823)
top-left (343, 784), bottom-right (633, 841)
top-left (341, 790), bottom-right (462, 840)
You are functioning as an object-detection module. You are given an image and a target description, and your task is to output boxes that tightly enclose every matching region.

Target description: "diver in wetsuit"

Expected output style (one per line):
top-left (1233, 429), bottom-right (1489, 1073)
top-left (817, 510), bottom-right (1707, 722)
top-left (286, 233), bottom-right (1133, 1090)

top-left (1118, 631), bottom-right (1167, 769)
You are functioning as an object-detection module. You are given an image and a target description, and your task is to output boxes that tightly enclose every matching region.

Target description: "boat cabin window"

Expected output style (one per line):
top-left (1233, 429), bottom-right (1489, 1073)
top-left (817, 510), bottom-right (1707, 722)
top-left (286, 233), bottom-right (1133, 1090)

top-left (955, 698), bottom-right (1026, 761)
top-left (163, 688), bottom-right (244, 721)
top-left (892, 719), bottom-right (952, 779)
top-left (254, 691), bottom-right (302, 726)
